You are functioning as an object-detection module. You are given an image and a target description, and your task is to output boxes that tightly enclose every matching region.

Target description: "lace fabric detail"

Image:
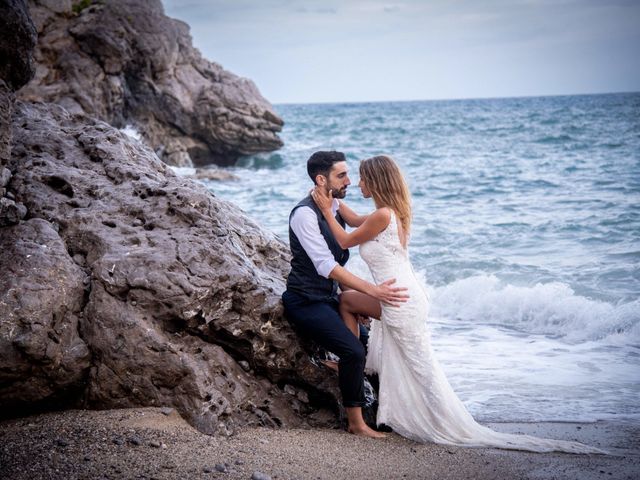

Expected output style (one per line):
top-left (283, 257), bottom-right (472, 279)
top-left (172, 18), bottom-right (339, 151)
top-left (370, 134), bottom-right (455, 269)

top-left (369, 211), bottom-right (408, 259)
top-left (360, 211), bottom-right (604, 454)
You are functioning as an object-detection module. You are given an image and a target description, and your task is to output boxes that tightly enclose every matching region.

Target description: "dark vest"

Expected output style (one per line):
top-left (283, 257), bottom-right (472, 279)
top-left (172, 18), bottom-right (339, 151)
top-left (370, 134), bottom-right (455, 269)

top-left (286, 195), bottom-right (350, 302)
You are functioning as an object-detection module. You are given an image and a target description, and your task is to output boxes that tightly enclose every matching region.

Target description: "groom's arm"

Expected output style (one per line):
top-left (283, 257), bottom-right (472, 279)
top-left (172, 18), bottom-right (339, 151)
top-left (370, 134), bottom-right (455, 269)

top-left (329, 265), bottom-right (408, 307)
top-left (290, 206), bottom-right (338, 278)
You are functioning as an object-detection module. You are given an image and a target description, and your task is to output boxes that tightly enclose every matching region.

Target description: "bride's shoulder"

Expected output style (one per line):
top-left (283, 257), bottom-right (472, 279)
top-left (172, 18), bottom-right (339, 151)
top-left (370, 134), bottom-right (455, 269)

top-left (369, 207), bottom-right (392, 226)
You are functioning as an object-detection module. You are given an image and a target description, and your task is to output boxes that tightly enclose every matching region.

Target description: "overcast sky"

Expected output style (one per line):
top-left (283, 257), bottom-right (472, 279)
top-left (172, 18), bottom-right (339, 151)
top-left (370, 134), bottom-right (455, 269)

top-left (162, 0), bottom-right (640, 104)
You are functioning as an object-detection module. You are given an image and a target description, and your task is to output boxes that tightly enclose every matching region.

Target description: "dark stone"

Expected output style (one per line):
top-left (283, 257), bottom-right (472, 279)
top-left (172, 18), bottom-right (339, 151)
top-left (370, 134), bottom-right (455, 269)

top-left (55, 438), bottom-right (69, 447)
top-left (0, 0), bottom-right (37, 91)
top-left (0, 197), bottom-right (27, 225)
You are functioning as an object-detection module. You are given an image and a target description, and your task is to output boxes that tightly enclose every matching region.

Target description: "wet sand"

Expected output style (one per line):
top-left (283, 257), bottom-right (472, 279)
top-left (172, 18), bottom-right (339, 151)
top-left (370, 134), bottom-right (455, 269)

top-left (0, 407), bottom-right (638, 479)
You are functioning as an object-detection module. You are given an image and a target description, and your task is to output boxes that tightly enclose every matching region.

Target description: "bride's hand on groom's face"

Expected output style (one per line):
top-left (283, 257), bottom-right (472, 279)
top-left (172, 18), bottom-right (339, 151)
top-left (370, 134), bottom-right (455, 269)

top-left (311, 186), bottom-right (333, 211)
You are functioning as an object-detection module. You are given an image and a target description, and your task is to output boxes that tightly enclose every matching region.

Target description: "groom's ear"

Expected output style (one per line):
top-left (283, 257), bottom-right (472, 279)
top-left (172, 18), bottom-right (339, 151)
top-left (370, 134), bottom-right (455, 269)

top-left (315, 174), bottom-right (326, 186)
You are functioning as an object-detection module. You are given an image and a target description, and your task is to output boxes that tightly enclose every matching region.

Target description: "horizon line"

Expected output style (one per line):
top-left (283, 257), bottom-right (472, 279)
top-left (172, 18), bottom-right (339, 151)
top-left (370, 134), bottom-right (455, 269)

top-left (272, 89), bottom-right (639, 107)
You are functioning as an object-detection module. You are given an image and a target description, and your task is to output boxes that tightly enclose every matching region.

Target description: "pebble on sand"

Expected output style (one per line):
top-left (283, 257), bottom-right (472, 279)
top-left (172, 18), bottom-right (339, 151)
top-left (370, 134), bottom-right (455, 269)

top-left (251, 472), bottom-right (272, 480)
top-left (55, 438), bottom-right (69, 447)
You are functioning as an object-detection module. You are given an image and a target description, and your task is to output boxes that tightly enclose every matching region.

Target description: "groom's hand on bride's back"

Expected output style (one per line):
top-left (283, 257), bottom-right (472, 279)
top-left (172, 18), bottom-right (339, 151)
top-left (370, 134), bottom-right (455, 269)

top-left (374, 278), bottom-right (409, 307)
top-left (328, 265), bottom-right (408, 307)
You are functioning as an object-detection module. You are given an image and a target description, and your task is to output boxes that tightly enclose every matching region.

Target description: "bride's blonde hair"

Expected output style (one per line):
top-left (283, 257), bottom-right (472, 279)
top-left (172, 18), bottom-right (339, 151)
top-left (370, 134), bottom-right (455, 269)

top-left (359, 155), bottom-right (412, 234)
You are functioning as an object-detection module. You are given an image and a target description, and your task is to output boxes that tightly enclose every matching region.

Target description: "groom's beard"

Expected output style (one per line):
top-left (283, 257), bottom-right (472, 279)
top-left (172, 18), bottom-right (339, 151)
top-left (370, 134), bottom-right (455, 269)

top-left (331, 186), bottom-right (347, 199)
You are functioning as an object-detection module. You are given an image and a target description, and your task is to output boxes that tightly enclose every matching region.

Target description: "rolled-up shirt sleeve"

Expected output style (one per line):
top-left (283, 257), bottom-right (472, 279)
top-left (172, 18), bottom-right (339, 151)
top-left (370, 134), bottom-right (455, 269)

top-left (290, 203), bottom-right (340, 279)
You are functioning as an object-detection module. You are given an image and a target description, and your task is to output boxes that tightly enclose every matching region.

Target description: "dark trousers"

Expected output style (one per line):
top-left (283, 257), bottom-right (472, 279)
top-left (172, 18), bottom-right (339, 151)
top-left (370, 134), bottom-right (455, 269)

top-left (282, 289), bottom-right (366, 407)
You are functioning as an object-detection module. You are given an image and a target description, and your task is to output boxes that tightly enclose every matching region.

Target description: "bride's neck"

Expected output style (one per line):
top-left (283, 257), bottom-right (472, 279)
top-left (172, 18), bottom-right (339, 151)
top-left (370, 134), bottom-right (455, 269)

top-left (374, 200), bottom-right (388, 211)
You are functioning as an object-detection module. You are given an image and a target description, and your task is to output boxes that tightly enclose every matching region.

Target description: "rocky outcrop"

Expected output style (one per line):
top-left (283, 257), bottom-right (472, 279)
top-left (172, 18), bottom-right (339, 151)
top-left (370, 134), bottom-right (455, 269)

top-left (18, 0), bottom-right (283, 167)
top-left (0, 0), bottom-right (342, 435)
top-left (0, 101), bottom-right (339, 433)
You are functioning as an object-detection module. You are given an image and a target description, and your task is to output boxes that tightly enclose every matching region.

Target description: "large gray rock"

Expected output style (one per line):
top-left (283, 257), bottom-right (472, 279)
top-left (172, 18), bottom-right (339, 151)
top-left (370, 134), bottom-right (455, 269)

top-left (19, 0), bottom-right (283, 167)
top-left (0, 218), bottom-right (91, 412)
top-left (0, 101), bottom-right (338, 433)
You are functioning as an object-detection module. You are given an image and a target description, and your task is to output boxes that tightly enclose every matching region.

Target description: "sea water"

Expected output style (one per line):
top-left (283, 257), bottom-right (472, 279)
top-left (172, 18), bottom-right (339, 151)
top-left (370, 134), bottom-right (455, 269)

top-left (198, 92), bottom-right (640, 424)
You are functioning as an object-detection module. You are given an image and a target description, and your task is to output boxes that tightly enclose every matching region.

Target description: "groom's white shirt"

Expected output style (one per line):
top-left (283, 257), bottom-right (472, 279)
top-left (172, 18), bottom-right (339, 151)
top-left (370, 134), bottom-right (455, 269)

top-left (290, 198), bottom-right (340, 279)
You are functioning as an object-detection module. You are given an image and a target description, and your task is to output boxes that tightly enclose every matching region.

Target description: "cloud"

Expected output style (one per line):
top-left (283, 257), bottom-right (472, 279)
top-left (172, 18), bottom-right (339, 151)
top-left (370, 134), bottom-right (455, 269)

top-left (383, 5), bottom-right (402, 13)
top-left (162, 0), bottom-right (640, 103)
top-left (295, 6), bottom-right (338, 14)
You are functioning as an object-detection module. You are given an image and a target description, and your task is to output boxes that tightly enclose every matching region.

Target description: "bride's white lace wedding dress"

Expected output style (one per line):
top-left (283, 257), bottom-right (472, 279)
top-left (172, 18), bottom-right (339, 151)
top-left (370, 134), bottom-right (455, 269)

top-left (361, 212), bottom-right (604, 453)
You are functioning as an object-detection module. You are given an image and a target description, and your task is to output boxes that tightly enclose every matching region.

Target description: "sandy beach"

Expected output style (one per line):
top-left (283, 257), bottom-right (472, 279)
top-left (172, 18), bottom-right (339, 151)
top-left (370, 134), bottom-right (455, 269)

top-left (0, 407), bottom-right (638, 480)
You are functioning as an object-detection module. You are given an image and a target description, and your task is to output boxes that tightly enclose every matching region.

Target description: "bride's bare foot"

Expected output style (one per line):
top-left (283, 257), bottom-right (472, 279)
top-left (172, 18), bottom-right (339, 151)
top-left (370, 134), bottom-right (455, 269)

top-left (348, 424), bottom-right (386, 439)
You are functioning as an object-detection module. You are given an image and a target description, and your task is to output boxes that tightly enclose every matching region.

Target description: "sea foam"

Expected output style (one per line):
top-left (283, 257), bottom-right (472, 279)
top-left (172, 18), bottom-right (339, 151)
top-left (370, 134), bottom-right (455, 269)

top-left (429, 274), bottom-right (639, 344)
top-left (120, 124), bottom-right (142, 141)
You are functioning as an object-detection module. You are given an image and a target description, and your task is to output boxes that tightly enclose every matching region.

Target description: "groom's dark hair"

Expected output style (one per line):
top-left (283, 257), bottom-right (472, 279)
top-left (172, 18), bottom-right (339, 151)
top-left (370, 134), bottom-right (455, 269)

top-left (307, 151), bottom-right (347, 184)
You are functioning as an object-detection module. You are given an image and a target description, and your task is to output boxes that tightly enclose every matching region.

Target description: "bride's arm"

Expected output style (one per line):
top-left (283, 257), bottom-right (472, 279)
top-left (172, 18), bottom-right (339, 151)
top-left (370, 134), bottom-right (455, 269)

top-left (311, 187), bottom-right (390, 249)
top-left (337, 200), bottom-right (368, 227)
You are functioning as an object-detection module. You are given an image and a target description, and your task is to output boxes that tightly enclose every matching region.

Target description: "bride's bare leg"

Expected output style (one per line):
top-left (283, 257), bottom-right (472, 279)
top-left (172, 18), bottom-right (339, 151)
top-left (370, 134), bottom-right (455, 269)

top-left (346, 407), bottom-right (386, 439)
top-left (339, 304), bottom-right (361, 338)
top-left (322, 292), bottom-right (381, 373)
top-left (339, 290), bottom-right (382, 338)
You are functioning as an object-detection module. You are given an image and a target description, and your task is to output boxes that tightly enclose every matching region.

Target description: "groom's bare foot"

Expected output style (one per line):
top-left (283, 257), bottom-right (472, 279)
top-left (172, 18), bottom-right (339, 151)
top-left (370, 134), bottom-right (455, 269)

top-left (348, 424), bottom-right (386, 439)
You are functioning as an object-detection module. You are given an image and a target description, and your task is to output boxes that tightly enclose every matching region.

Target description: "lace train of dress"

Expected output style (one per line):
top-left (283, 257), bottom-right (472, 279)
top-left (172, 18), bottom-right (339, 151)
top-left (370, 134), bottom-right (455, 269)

top-left (362, 212), bottom-right (604, 454)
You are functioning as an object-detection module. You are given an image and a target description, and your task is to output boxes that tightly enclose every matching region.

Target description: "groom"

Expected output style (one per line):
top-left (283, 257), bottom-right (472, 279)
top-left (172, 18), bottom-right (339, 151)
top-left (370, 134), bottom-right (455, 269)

top-left (282, 150), bottom-right (406, 438)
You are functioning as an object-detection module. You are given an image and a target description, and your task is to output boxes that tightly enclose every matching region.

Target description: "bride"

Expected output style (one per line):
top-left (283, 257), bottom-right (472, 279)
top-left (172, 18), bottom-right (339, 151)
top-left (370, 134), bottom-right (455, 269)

top-left (311, 155), bottom-right (604, 454)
